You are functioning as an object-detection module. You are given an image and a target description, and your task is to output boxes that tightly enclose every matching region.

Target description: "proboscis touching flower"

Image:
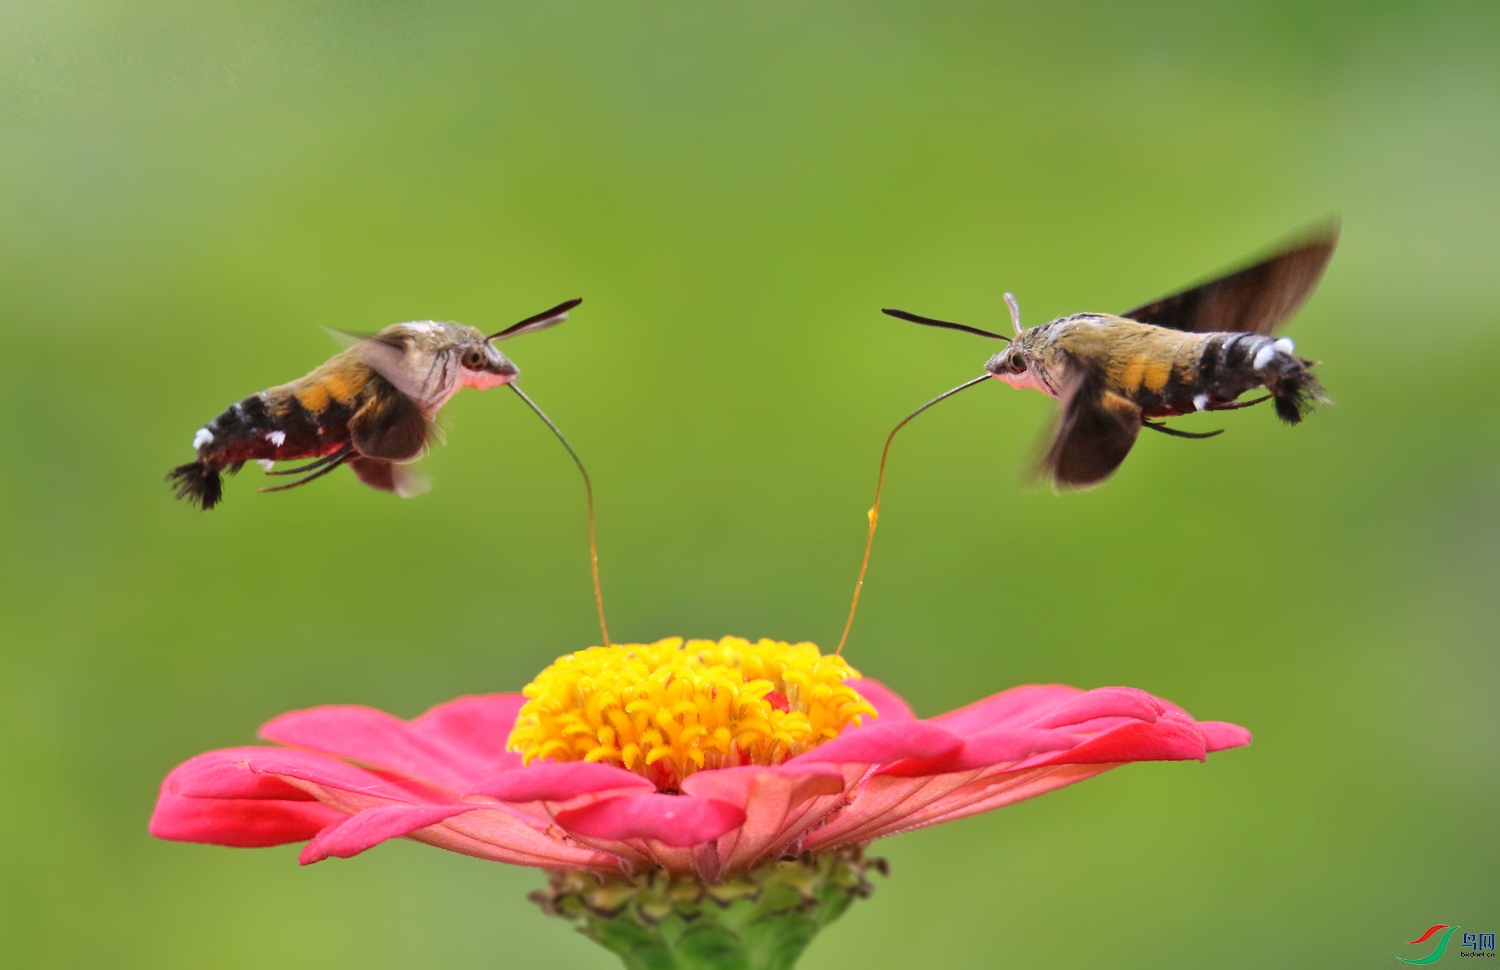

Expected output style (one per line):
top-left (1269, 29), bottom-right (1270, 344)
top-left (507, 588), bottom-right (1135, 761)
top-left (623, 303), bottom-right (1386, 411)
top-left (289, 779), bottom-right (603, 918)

top-left (151, 636), bottom-right (1250, 968)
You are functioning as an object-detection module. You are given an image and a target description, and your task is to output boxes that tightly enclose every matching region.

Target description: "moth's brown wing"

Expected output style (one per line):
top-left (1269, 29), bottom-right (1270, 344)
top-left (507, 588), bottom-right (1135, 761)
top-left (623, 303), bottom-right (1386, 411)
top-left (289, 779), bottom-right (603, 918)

top-left (347, 456), bottom-right (430, 498)
top-left (348, 382), bottom-right (435, 461)
top-left (1122, 221), bottom-right (1339, 335)
top-left (1037, 365), bottom-right (1143, 490)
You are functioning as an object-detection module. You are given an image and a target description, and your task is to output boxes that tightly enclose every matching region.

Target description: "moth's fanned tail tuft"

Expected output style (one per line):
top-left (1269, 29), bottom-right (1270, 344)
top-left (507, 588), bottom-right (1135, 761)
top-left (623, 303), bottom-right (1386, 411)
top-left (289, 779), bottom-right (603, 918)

top-left (167, 461), bottom-right (223, 510)
top-left (1270, 366), bottom-right (1325, 425)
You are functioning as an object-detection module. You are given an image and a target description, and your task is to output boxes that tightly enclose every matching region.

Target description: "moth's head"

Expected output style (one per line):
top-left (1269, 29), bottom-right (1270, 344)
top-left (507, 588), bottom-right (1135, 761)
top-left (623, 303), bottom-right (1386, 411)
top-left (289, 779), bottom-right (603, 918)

top-left (984, 322), bottom-right (1054, 391)
top-left (452, 325), bottom-right (519, 390)
top-left (985, 345), bottom-right (1039, 390)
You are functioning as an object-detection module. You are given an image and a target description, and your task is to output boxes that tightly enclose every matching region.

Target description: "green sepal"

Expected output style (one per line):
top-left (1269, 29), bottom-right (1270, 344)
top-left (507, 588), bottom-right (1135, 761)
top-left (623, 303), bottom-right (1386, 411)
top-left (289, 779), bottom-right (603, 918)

top-left (530, 848), bottom-right (887, 970)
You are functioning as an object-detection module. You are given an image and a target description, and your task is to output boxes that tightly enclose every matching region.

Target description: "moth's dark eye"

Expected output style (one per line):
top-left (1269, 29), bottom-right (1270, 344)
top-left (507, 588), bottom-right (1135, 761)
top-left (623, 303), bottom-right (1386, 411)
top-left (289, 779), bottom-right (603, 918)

top-left (463, 348), bottom-right (487, 369)
top-left (1008, 354), bottom-right (1026, 374)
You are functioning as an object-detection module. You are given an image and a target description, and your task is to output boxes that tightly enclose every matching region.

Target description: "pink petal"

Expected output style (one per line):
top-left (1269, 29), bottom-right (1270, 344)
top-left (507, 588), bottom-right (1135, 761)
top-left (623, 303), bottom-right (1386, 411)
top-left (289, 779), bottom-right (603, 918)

top-left (260, 705), bottom-right (470, 792)
top-left (299, 804), bottom-right (474, 865)
top-left (848, 678), bottom-right (915, 721)
top-left (680, 765), bottom-right (847, 875)
top-left (408, 694), bottom-right (527, 774)
top-left (232, 749), bottom-right (425, 803)
top-left (1026, 710), bottom-right (1207, 767)
top-left (809, 762), bottom-right (1117, 847)
top-left (1200, 721), bottom-right (1253, 752)
top-left (877, 726), bottom-right (1080, 777)
top-left (555, 793), bottom-right (745, 848)
top-left (787, 719), bottom-right (961, 766)
top-left (1027, 687), bottom-right (1162, 729)
top-left (808, 698), bottom-right (1246, 850)
top-left (160, 747), bottom-right (321, 801)
top-left (409, 807), bottom-right (623, 872)
top-left (930, 684), bottom-right (1084, 735)
top-left (467, 761), bottom-right (654, 802)
top-left (900, 764), bottom-right (1117, 833)
top-left (149, 788), bottom-right (344, 847)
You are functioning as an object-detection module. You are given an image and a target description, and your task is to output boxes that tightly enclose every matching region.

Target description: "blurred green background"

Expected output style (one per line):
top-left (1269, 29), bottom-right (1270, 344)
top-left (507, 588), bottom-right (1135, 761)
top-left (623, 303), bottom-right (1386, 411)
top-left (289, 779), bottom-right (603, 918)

top-left (2, 2), bottom-right (1497, 966)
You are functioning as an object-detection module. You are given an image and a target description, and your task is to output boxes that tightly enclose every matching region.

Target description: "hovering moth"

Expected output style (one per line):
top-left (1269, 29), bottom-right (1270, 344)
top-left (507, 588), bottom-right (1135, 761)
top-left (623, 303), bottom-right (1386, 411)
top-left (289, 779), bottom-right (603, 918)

top-left (167, 299), bottom-right (581, 510)
top-left (883, 223), bottom-right (1338, 489)
top-left (835, 223), bottom-right (1338, 653)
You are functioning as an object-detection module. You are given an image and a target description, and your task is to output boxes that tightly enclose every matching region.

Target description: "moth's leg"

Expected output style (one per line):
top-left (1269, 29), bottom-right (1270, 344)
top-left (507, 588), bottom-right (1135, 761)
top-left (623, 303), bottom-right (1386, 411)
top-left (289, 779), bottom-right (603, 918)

top-left (1143, 420), bottom-right (1224, 440)
top-left (262, 450), bottom-right (348, 476)
top-left (259, 445), bottom-right (353, 492)
top-left (1208, 394), bottom-right (1272, 412)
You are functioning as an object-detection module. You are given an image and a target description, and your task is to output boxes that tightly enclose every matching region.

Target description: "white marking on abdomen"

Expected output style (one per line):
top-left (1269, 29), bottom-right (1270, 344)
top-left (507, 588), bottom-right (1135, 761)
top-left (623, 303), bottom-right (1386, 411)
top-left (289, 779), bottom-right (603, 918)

top-left (1194, 393), bottom-right (1210, 412)
top-left (192, 428), bottom-right (214, 450)
top-left (266, 430), bottom-right (286, 446)
top-left (257, 459), bottom-right (275, 471)
top-left (1273, 337), bottom-right (1295, 355)
top-left (1253, 342), bottom-right (1278, 370)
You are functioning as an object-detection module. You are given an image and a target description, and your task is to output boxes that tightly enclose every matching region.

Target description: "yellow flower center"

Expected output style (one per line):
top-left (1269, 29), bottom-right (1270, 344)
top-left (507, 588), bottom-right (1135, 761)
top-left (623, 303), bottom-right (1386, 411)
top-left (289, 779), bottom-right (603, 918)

top-left (507, 636), bottom-right (876, 789)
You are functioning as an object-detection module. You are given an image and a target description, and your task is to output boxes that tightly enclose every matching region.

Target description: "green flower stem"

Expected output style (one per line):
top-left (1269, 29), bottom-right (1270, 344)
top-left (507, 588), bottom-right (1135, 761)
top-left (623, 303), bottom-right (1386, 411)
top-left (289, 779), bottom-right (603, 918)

top-left (531, 848), bottom-right (886, 970)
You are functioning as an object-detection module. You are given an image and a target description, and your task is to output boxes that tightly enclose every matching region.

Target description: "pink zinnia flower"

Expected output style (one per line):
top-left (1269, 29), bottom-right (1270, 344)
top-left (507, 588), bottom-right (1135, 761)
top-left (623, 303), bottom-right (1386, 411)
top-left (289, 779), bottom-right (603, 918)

top-left (151, 636), bottom-right (1250, 880)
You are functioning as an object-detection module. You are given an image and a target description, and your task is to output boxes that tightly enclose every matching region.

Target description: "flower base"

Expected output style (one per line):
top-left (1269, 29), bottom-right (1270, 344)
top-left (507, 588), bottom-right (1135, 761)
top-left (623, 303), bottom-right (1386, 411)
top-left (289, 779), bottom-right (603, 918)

top-left (531, 847), bottom-right (887, 970)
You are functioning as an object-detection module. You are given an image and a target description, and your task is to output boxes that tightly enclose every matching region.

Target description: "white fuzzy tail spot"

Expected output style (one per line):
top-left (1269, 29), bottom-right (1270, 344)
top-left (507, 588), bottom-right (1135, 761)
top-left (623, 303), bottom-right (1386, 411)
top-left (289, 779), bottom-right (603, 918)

top-left (1194, 393), bottom-right (1210, 412)
top-left (257, 459), bottom-right (275, 471)
top-left (192, 428), bottom-right (214, 450)
top-left (1253, 343), bottom-right (1278, 370)
top-left (266, 430), bottom-right (286, 446)
top-left (1273, 337), bottom-right (1295, 355)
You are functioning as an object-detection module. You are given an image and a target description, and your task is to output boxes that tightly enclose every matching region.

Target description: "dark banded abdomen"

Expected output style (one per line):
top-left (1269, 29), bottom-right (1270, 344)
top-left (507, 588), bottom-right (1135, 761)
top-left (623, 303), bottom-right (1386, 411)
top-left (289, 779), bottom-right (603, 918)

top-left (192, 387), bottom-right (356, 471)
top-left (1131, 331), bottom-right (1321, 422)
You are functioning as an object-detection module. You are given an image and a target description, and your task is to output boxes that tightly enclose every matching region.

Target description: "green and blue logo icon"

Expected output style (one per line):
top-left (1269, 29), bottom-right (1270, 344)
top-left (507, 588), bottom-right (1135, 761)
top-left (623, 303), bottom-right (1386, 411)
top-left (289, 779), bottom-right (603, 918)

top-left (1400, 925), bottom-right (1495, 963)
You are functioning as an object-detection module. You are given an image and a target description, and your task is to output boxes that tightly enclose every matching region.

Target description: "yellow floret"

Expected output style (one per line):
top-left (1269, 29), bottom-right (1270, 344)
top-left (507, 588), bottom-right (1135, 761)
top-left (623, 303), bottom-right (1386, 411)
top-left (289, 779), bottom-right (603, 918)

top-left (508, 637), bottom-right (876, 788)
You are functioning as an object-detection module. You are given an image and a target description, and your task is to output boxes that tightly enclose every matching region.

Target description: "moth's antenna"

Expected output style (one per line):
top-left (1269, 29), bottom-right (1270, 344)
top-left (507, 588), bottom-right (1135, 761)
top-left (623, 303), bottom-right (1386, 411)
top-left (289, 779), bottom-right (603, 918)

top-left (882, 308), bottom-right (1011, 343)
top-left (509, 383), bottom-right (611, 647)
top-left (1004, 292), bottom-right (1023, 335)
top-left (836, 374), bottom-right (991, 656)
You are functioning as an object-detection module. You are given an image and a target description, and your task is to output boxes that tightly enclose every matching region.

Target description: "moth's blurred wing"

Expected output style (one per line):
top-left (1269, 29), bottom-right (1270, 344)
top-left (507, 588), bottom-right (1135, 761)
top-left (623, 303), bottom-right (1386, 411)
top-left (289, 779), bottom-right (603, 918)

top-left (347, 456), bottom-right (431, 498)
top-left (1036, 364), bottom-right (1143, 490)
top-left (349, 388), bottom-right (435, 462)
top-left (323, 325), bottom-right (462, 413)
top-left (1122, 221), bottom-right (1339, 336)
top-left (323, 327), bottom-right (369, 350)
top-left (489, 298), bottom-right (582, 341)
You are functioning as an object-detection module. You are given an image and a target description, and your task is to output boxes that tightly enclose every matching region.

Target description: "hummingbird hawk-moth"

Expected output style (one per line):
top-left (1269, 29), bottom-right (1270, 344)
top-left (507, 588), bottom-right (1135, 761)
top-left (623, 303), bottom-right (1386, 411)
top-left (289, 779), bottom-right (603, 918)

top-left (167, 298), bottom-right (582, 510)
top-left (884, 222), bottom-right (1339, 489)
top-left (835, 222), bottom-right (1338, 653)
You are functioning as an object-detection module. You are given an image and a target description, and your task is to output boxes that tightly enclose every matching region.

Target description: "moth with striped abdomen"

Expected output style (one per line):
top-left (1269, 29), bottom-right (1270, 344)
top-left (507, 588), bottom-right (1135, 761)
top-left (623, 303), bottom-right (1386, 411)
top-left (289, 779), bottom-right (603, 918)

top-left (883, 222), bottom-right (1339, 489)
top-left (834, 222), bottom-right (1340, 652)
top-left (167, 299), bottom-right (581, 509)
